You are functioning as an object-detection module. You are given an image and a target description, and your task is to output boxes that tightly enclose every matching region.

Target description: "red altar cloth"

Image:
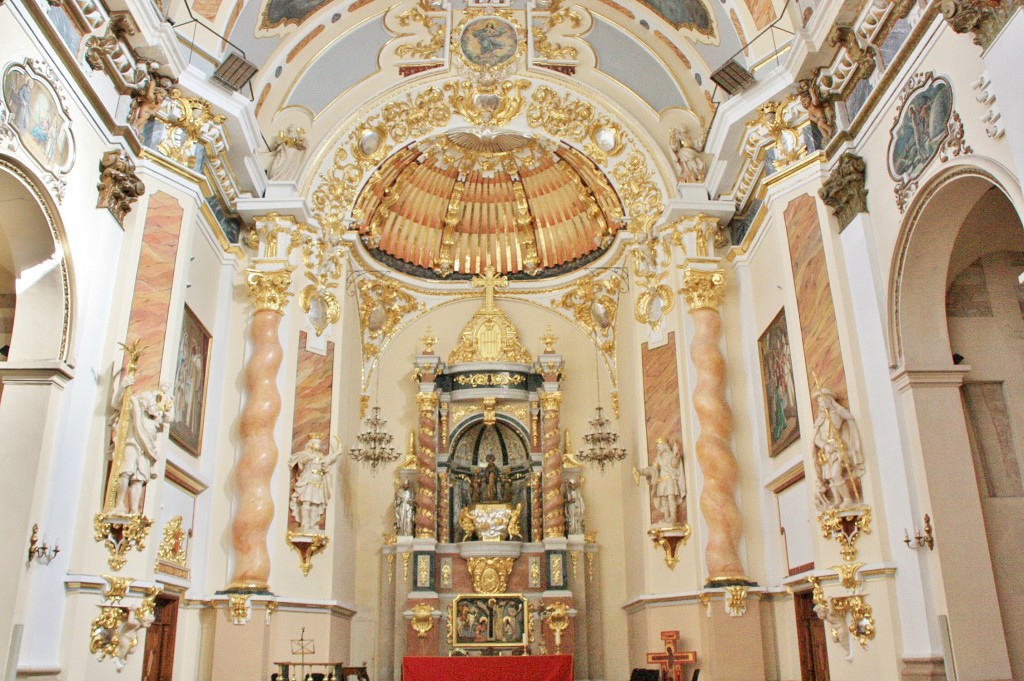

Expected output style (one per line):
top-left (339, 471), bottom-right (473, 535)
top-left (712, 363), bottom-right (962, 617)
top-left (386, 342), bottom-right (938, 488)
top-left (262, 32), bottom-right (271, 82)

top-left (403, 654), bottom-right (573, 681)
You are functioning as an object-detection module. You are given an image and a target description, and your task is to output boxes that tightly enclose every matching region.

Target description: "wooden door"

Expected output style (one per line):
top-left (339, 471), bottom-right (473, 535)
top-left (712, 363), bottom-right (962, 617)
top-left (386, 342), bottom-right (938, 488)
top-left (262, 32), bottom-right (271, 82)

top-left (141, 595), bottom-right (178, 681)
top-left (794, 590), bottom-right (830, 681)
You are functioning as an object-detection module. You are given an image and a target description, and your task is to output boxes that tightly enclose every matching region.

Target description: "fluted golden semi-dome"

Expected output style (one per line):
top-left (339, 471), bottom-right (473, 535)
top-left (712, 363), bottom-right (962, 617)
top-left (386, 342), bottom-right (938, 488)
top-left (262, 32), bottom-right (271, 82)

top-left (353, 130), bottom-right (625, 278)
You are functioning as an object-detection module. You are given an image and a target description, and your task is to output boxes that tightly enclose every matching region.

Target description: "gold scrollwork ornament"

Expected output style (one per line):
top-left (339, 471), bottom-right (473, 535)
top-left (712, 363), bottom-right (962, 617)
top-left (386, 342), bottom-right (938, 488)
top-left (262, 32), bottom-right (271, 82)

top-left (246, 267), bottom-right (294, 313)
top-left (647, 525), bottom-right (690, 570)
top-left (94, 513), bottom-right (154, 571)
top-left (467, 556), bottom-right (516, 593)
top-left (818, 506), bottom-right (872, 562)
top-left (287, 531), bottom-right (330, 576)
top-left (299, 285), bottom-right (340, 336)
top-left (410, 603), bottom-right (435, 638)
top-left (724, 585), bottom-right (748, 617)
top-left (543, 602), bottom-right (570, 654)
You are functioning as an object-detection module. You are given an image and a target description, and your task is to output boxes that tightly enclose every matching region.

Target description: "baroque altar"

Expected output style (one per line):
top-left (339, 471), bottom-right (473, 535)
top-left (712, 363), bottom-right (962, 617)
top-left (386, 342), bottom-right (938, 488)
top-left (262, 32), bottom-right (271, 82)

top-left (380, 271), bottom-right (601, 678)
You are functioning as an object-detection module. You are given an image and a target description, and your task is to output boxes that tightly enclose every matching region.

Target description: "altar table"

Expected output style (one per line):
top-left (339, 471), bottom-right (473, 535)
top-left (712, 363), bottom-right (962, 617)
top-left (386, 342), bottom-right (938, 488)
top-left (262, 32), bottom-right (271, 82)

top-left (402, 654), bottom-right (573, 681)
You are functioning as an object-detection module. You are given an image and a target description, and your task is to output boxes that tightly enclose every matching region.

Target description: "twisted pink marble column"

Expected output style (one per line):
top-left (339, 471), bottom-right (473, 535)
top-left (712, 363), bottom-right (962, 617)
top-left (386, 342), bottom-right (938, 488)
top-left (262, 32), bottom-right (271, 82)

top-left (415, 392), bottom-right (437, 538)
top-left (690, 306), bottom-right (748, 583)
top-left (541, 391), bottom-right (564, 538)
top-left (229, 307), bottom-right (284, 590)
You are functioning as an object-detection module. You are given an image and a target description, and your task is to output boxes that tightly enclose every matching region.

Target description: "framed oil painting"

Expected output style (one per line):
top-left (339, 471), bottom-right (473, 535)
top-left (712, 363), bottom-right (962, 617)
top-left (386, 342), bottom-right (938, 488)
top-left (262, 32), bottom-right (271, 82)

top-left (170, 306), bottom-right (211, 456)
top-left (758, 309), bottom-right (799, 457)
top-left (450, 594), bottom-right (528, 651)
top-left (1, 60), bottom-right (74, 189)
top-left (887, 72), bottom-right (970, 211)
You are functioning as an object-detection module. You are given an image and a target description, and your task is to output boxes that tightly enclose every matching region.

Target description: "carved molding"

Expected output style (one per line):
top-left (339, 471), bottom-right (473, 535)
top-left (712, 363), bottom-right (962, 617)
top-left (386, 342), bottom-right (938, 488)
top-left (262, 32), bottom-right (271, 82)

top-left (96, 149), bottom-right (145, 225)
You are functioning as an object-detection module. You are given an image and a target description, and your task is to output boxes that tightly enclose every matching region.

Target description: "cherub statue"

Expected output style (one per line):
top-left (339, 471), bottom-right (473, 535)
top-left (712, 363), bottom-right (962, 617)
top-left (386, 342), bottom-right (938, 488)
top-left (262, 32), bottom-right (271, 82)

top-left (267, 125), bottom-right (307, 182)
top-left (669, 126), bottom-right (707, 183)
top-left (797, 74), bottom-right (837, 143)
top-left (128, 66), bottom-right (174, 134)
top-left (288, 433), bottom-right (341, 531)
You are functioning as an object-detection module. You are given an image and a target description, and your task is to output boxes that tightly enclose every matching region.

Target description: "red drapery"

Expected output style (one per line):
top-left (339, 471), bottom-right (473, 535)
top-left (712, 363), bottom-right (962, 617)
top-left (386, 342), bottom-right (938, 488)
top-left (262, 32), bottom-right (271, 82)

top-left (402, 655), bottom-right (574, 681)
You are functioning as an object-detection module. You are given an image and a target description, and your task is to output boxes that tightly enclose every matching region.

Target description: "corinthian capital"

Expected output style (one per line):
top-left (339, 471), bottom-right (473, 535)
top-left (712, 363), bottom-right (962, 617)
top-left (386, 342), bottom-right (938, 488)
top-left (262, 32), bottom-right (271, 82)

top-left (680, 268), bottom-right (727, 311)
top-left (245, 267), bottom-right (294, 313)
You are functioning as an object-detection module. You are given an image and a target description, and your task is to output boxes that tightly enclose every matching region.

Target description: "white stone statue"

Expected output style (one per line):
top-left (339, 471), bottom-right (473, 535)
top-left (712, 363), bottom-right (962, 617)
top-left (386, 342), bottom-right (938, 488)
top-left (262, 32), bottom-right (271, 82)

top-left (640, 438), bottom-right (686, 525)
top-left (112, 607), bottom-right (156, 671)
top-left (288, 434), bottom-right (341, 531)
top-left (266, 125), bottom-right (307, 182)
top-left (814, 600), bottom-right (854, 661)
top-left (395, 480), bottom-right (415, 537)
top-left (564, 478), bottom-right (585, 535)
top-left (669, 127), bottom-right (707, 183)
top-left (812, 388), bottom-right (865, 511)
top-left (110, 373), bottom-right (172, 515)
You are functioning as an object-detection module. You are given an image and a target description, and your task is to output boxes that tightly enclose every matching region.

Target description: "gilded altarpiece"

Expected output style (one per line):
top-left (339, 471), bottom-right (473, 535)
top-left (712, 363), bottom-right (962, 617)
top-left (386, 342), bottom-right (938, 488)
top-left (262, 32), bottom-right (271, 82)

top-left (381, 273), bottom-right (600, 670)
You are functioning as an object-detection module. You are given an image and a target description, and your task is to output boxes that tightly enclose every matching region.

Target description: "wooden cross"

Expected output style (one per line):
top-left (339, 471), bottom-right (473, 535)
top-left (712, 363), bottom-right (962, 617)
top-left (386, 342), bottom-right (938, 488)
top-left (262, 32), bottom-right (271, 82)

top-left (471, 266), bottom-right (508, 311)
top-left (646, 631), bottom-right (696, 681)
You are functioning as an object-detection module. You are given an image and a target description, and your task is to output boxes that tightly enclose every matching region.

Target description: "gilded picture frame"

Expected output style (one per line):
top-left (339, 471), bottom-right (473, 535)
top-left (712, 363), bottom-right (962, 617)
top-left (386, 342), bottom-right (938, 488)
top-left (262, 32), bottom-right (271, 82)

top-left (169, 305), bottom-right (211, 456)
top-left (450, 594), bottom-right (528, 650)
top-left (757, 309), bottom-right (799, 457)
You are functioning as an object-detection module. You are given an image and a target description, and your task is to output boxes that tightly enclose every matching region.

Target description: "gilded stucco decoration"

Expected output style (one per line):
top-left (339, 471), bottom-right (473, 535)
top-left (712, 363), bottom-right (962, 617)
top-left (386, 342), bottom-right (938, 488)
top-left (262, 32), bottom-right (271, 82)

top-left (446, 79), bottom-right (530, 127)
top-left (356, 275), bottom-right (424, 368)
top-left (467, 556), bottom-right (516, 593)
top-left (531, 0), bottom-right (583, 62)
top-left (410, 603), bottom-right (436, 637)
top-left (155, 515), bottom-right (189, 578)
top-left (448, 269), bottom-right (532, 364)
top-left (551, 273), bottom-right (625, 385)
top-left (729, 96), bottom-right (810, 210)
top-left (155, 89), bottom-right (226, 167)
top-left (90, 581), bottom-right (160, 671)
top-left (392, 0), bottom-right (448, 62)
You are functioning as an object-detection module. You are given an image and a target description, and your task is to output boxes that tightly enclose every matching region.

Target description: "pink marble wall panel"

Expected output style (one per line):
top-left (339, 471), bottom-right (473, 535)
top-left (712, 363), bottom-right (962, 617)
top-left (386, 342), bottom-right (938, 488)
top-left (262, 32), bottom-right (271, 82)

top-left (124, 192), bottom-right (183, 389)
top-left (641, 332), bottom-right (686, 524)
top-left (783, 194), bottom-right (848, 409)
top-left (289, 331), bottom-right (335, 528)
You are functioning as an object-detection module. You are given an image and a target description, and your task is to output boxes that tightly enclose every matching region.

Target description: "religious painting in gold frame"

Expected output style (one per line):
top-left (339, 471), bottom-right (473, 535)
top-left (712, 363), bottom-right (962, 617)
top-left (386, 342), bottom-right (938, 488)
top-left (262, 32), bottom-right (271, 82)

top-left (450, 594), bottom-right (528, 650)
top-left (169, 305), bottom-right (211, 456)
top-left (757, 308), bottom-right (799, 457)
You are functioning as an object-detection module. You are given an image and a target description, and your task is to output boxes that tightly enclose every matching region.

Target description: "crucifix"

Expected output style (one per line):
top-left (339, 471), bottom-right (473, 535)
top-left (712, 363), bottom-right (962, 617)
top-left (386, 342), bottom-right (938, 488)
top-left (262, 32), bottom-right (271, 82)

top-left (471, 266), bottom-right (508, 312)
top-left (646, 630), bottom-right (696, 681)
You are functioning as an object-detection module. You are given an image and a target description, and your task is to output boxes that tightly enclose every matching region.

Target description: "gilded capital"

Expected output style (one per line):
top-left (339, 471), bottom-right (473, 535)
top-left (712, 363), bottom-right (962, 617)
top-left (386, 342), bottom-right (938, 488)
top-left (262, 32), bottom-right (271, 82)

top-left (245, 267), bottom-right (294, 313)
top-left (417, 391), bottom-right (439, 413)
top-left (540, 391), bottom-right (562, 413)
top-left (680, 268), bottom-right (727, 311)
top-left (244, 213), bottom-right (301, 260)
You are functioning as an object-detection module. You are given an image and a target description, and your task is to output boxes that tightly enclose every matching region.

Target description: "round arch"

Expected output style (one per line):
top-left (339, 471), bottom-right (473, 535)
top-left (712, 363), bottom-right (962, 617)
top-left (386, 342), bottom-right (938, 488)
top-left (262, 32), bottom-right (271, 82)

top-left (0, 155), bottom-right (74, 364)
top-left (888, 162), bottom-right (1024, 369)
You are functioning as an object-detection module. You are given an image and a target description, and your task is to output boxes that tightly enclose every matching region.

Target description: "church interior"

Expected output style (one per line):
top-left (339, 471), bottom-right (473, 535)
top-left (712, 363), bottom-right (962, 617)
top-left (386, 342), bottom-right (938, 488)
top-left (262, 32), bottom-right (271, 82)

top-left (1, 0), bottom-right (1022, 676)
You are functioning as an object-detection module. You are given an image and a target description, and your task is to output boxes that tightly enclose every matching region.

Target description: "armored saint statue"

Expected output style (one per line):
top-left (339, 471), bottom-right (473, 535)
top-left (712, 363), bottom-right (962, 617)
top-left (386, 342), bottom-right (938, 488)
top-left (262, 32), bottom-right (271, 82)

top-left (288, 434), bottom-right (341, 531)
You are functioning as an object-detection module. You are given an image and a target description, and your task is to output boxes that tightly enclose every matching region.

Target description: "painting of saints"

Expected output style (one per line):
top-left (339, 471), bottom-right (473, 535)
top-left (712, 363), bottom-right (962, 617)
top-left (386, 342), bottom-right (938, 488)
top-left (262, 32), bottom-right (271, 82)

top-left (169, 306), bottom-right (211, 455)
top-left (758, 309), bottom-right (800, 456)
top-left (2, 66), bottom-right (72, 171)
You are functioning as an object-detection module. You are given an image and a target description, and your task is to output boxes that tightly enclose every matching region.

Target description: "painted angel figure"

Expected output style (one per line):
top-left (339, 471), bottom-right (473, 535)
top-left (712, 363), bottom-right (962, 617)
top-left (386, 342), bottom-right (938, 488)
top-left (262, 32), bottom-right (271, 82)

top-left (289, 433), bottom-right (341, 531)
top-left (639, 438), bottom-right (686, 525)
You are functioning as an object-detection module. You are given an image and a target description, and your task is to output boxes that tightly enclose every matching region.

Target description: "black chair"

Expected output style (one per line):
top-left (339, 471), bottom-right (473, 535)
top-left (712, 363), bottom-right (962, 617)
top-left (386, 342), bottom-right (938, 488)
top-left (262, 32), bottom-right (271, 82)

top-left (629, 669), bottom-right (660, 681)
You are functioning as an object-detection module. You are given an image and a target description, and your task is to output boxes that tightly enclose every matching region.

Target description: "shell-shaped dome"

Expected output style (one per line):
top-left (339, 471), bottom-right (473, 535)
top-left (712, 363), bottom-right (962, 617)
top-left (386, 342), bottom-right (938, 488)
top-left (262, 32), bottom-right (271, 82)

top-left (354, 130), bottom-right (624, 278)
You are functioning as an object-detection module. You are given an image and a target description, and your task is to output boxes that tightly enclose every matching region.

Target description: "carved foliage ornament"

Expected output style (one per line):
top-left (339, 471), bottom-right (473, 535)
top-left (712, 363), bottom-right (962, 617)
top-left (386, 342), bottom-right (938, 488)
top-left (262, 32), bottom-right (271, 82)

top-left (818, 153), bottom-right (867, 231)
top-left (356, 276), bottom-right (423, 361)
top-left (940, 0), bottom-right (1017, 49)
top-left (467, 556), bottom-right (516, 593)
top-left (888, 72), bottom-right (971, 213)
top-left (155, 89), bottom-right (226, 168)
top-left (97, 149), bottom-right (145, 225)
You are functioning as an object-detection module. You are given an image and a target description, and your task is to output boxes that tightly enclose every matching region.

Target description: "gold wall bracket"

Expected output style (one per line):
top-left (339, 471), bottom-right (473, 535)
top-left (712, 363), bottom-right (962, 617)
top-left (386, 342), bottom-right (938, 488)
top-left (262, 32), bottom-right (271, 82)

top-left (647, 525), bottom-right (690, 570)
top-left (287, 531), bottom-right (330, 576)
top-left (817, 506), bottom-right (871, 562)
top-left (94, 513), bottom-right (154, 571)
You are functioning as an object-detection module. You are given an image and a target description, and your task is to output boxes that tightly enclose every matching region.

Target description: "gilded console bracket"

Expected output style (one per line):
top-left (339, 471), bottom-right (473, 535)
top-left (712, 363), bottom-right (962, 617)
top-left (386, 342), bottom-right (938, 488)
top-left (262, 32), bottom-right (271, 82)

top-left (647, 525), bottom-right (691, 570)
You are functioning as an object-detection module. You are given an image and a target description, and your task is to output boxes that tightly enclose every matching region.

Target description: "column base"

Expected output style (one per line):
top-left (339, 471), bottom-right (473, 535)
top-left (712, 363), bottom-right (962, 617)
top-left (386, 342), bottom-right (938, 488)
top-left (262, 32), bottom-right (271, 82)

top-left (704, 575), bottom-right (757, 588)
top-left (900, 657), bottom-right (946, 681)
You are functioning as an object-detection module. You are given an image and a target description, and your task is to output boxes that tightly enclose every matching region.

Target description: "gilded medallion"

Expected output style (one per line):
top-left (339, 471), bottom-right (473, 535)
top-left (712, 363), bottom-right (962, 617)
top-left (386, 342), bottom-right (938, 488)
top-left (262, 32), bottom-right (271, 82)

top-left (460, 17), bottom-right (518, 69)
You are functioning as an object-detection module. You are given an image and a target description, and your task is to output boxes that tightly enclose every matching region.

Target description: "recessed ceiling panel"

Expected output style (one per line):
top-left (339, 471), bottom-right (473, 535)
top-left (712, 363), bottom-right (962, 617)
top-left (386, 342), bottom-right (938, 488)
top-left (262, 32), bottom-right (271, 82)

top-left (588, 17), bottom-right (687, 113)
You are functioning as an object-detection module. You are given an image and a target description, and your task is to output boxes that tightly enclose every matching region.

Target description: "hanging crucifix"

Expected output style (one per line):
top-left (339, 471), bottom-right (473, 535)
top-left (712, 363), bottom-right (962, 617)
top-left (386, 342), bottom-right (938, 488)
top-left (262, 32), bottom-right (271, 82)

top-left (646, 630), bottom-right (696, 681)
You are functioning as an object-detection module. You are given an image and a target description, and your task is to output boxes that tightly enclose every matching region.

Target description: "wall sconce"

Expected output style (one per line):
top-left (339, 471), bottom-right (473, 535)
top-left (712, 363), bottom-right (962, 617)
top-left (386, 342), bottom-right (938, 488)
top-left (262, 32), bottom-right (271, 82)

top-left (27, 524), bottom-right (60, 565)
top-left (903, 514), bottom-right (934, 550)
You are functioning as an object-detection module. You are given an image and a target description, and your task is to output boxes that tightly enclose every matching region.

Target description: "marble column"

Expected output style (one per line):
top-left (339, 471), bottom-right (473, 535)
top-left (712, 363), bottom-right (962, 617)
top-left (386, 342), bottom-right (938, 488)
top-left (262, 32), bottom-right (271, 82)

top-left (227, 216), bottom-right (297, 593)
top-left (414, 391), bottom-right (438, 539)
top-left (541, 390), bottom-right (565, 538)
top-left (679, 223), bottom-right (750, 585)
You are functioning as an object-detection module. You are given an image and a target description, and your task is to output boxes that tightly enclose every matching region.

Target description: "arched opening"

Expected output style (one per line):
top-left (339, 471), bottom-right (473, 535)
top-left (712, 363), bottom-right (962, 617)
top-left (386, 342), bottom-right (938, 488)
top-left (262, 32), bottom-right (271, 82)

top-left (891, 168), bottom-right (1022, 679)
top-left (0, 157), bottom-right (72, 376)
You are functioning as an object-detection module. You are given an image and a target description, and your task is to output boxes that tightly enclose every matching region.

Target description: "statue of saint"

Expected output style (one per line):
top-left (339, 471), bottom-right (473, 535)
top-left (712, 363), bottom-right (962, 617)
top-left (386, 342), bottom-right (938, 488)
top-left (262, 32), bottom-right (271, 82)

top-left (669, 127), bottom-right (707, 183)
top-left (639, 438), bottom-right (686, 525)
top-left (110, 373), bottom-right (172, 515)
top-left (288, 434), bottom-right (341, 531)
top-left (812, 388), bottom-right (865, 510)
top-left (266, 125), bottom-right (307, 182)
top-left (480, 453), bottom-right (503, 502)
top-left (564, 478), bottom-right (585, 535)
top-left (395, 480), bottom-right (415, 536)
